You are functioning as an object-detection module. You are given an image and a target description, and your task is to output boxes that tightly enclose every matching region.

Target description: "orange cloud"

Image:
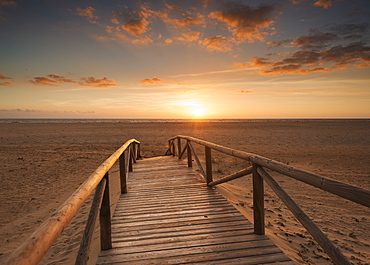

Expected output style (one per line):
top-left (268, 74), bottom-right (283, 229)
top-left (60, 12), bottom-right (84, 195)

top-left (79, 77), bottom-right (117, 88)
top-left (76, 6), bottom-right (99, 24)
top-left (131, 35), bottom-right (153, 45)
top-left (47, 74), bottom-right (75, 83)
top-left (238, 90), bottom-right (254, 93)
top-left (30, 74), bottom-right (116, 88)
top-left (242, 22), bottom-right (370, 75)
top-left (122, 18), bottom-right (149, 37)
top-left (0, 0), bottom-right (16, 7)
top-left (0, 73), bottom-right (13, 86)
top-left (0, 0), bottom-right (16, 20)
top-left (200, 35), bottom-right (233, 52)
top-left (140, 77), bottom-right (163, 85)
top-left (314, 0), bottom-right (340, 9)
top-left (209, 3), bottom-right (277, 42)
top-left (176, 31), bottom-right (201, 42)
top-left (30, 76), bottom-right (59, 86)
top-left (112, 6), bottom-right (151, 38)
top-left (30, 74), bottom-right (76, 86)
top-left (172, 17), bottom-right (202, 27)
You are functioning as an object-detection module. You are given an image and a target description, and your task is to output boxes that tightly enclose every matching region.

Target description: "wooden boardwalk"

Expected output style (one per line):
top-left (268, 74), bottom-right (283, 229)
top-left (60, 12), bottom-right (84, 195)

top-left (97, 156), bottom-right (294, 264)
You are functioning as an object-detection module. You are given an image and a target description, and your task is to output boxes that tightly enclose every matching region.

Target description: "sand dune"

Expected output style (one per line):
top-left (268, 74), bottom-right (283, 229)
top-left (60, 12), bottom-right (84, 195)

top-left (0, 121), bottom-right (369, 264)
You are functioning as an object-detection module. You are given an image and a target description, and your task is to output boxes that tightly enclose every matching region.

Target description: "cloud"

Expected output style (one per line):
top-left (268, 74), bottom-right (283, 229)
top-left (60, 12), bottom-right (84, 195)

top-left (289, 0), bottom-right (341, 8)
top-left (79, 77), bottom-right (117, 88)
top-left (30, 74), bottom-right (76, 86)
top-left (239, 23), bottom-right (370, 74)
top-left (0, 0), bottom-right (16, 7)
top-left (47, 74), bottom-right (75, 83)
top-left (347, 9), bottom-right (369, 16)
top-left (30, 76), bottom-right (60, 86)
top-left (176, 31), bottom-right (201, 42)
top-left (0, 73), bottom-right (13, 86)
top-left (242, 42), bottom-right (370, 74)
top-left (208, 2), bottom-right (277, 42)
top-left (293, 32), bottom-right (339, 49)
top-left (122, 18), bottom-right (149, 37)
top-left (200, 35), bottom-right (233, 52)
top-left (140, 77), bottom-right (163, 85)
top-left (314, 0), bottom-right (340, 9)
top-left (237, 90), bottom-right (254, 93)
top-left (30, 74), bottom-right (116, 88)
top-left (172, 17), bottom-right (202, 27)
top-left (0, 0), bottom-right (16, 20)
top-left (76, 6), bottom-right (99, 24)
top-left (112, 5), bottom-right (151, 37)
top-left (0, 108), bottom-right (38, 113)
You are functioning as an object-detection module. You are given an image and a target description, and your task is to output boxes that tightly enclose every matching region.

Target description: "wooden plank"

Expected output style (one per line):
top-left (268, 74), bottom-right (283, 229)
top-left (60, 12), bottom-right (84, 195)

top-left (97, 156), bottom-right (292, 265)
top-left (110, 215), bottom-right (248, 233)
top-left (112, 221), bottom-right (252, 241)
top-left (114, 202), bottom-right (236, 214)
top-left (98, 243), bottom-right (283, 264)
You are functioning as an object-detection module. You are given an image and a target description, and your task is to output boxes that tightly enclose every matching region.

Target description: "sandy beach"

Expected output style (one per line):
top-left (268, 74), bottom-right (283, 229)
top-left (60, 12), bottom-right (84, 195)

top-left (0, 120), bottom-right (369, 264)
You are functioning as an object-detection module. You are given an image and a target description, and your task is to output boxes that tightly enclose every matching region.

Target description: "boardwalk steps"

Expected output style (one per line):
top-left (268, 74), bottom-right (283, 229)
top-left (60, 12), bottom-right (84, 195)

top-left (97, 156), bottom-right (294, 264)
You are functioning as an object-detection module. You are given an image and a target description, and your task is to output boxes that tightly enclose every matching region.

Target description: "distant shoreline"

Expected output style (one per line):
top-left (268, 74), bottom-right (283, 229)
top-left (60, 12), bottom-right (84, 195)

top-left (0, 118), bottom-right (369, 123)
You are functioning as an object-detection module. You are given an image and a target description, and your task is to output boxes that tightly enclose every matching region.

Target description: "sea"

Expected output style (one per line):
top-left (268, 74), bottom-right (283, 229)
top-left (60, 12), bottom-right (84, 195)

top-left (0, 118), bottom-right (369, 123)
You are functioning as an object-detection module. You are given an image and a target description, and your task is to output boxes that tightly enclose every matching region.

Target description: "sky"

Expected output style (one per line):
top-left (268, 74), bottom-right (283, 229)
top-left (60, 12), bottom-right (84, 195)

top-left (0, 0), bottom-right (369, 119)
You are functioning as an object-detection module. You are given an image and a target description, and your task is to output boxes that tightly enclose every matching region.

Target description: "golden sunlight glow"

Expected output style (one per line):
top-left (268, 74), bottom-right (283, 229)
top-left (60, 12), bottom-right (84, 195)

top-left (179, 100), bottom-right (207, 117)
top-left (190, 106), bottom-right (206, 116)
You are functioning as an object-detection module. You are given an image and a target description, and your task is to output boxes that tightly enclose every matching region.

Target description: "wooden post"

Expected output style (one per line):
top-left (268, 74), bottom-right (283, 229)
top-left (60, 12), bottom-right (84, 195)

top-left (136, 143), bottom-right (141, 159)
top-left (99, 173), bottom-right (112, 250)
top-left (253, 163), bottom-right (265, 235)
top-left (75, 178), bottom-right (106, 265)
top-left (177, 137), bottom-right (181, 159)
top-left (171, 140), bottom-right (175, 157)
top-left (128, 148), bottom-right (133, 172)
top-left (187, 141), bottom-right (192, 168)
top-left (131, 144), bottom-right (136, 163)
top-left (119, 152), bottom-right (127, 194)
top-left (205, 146), bottom-right (213, 185)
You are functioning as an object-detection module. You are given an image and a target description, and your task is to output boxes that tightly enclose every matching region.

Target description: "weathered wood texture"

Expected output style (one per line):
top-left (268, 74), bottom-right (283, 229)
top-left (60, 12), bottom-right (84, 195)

top-left (97, 156), bottom-right (293, 264)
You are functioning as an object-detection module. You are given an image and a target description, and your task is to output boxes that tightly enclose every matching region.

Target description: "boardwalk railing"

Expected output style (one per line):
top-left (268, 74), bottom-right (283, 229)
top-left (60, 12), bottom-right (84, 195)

top-left (2, 139), bottom-right (141, 265)
top-left (166, 135), bottom-right (370, 265)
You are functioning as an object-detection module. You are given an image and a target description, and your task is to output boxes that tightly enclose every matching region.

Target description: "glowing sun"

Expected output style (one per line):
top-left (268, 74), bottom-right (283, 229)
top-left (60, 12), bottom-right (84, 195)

top-left (190, 106), bottom-right (206, 117)
top-left (178, 100), bottom-right (207, 117)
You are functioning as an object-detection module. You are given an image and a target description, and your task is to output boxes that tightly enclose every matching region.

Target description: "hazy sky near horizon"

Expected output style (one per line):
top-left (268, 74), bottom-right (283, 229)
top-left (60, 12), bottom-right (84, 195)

top-left (1, 0), bottom-right (369, 119)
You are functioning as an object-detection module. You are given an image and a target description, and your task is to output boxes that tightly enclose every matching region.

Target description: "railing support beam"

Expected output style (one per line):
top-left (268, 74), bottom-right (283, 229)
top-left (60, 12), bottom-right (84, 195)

top-left (253, 163), bottom-right (265, 235)
top-left (205, 146), bottom-right (213, 185)
top-left (177, 137), bottom-right (181, 159)
top-left (99, 173), bottom-right (112, 250)
top-left (187, 141), bottom-right (192, 167)
top-left (119, 152), bottom-right (127, 193)
top-left (257, 166), bottom-right (350, 265)
top-left (75, 178), bottom-right (106, 265)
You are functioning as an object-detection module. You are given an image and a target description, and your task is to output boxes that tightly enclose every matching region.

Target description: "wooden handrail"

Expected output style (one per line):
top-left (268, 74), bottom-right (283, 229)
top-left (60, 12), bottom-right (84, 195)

top-left (169, 135), bottom-right (370, 265)
top-left (2, 139), bottom-right (140, 265)
top-left (170, 135), bottom-right (370, 208)
top-left (257, 166), bottom-right (350, 265)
